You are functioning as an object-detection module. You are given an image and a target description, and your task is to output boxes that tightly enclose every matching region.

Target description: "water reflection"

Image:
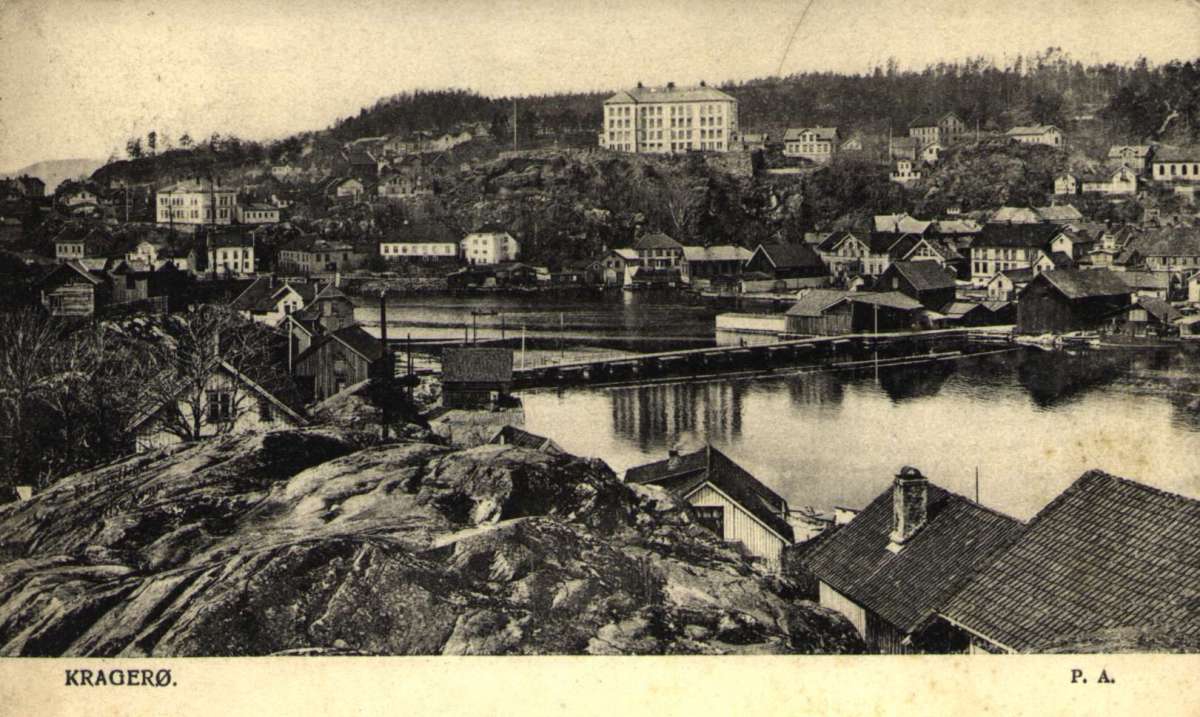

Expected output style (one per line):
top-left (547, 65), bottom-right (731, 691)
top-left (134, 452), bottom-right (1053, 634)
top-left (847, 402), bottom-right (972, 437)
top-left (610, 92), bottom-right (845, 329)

top-left (611, 381), bottom-right (747, 449)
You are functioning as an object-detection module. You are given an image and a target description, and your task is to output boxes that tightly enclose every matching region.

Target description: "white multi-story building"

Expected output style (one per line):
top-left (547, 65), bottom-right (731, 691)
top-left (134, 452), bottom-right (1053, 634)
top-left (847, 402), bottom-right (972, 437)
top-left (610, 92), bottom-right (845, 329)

top-left (156, 178), bottom-right (237, 228)
top-left (461, 226), bottom-right (520, 265)
top-left (783, 127), bottom-right (839, 163)
top-left (600, 82), bottom-right (738, 154)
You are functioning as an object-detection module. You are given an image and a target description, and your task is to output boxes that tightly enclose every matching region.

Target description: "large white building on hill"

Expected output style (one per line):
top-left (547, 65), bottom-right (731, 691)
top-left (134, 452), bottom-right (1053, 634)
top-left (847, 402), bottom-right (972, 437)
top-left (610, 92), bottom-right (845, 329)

top-left (600, 82), bottom-right (739, 154)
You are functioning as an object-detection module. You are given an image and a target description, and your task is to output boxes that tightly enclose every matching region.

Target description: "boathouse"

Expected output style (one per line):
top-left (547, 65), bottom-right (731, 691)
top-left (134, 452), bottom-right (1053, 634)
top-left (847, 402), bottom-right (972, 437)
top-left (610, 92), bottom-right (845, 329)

top-left (626, 445), bottom-right (794, 572)
top-left (1016, 269), bottom-right (1132, 334)
top-left (804, 467), bottom-right (1024, 653)
top-left (441, 347), bottom-right (514, 409)
top-left (878, 261), bottom-right (957, 310)
top-left (293, 324), bottom-right (389, 401)
top-left (785, 290), bottom-right (927, 336)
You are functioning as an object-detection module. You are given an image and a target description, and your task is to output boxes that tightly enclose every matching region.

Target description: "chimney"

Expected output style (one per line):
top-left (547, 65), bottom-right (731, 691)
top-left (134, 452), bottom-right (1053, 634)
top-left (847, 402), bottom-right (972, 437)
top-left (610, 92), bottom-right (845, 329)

top-left (636, 81), bottom-right (643, 89)
top-left (666, 81), bottom-right (675, 90)
top-left (667, 447), bottom-right (680, 469)
top-left (699, 80), bottom-right (706, 87)
top-left (888, 466), bottom-right (928, 552)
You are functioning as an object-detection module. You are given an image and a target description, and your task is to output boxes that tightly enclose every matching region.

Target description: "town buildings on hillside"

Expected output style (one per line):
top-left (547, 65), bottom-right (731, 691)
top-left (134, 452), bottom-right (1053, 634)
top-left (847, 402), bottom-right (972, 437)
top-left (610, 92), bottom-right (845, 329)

top-left (156, 178), bottom-right (238, 229)
top-left (783, 127), bottom-right (839, 163)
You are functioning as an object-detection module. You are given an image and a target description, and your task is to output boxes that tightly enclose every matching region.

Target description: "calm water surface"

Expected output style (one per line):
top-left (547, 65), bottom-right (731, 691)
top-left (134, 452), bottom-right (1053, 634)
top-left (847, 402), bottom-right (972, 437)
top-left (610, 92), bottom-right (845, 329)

top-left (522, 349), bottom-right (1200, 521)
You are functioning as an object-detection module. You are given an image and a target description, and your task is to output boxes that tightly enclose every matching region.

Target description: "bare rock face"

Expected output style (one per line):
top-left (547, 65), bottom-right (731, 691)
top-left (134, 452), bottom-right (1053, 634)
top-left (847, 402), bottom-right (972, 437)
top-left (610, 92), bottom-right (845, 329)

top-left (0, 428), bottom-right (863, 656)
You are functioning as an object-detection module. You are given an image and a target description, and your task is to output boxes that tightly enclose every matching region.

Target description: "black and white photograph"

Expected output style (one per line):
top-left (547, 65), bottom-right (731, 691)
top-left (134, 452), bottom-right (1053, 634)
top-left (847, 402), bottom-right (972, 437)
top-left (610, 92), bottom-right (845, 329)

top-left (0, 0), bottom-right (1199, 695)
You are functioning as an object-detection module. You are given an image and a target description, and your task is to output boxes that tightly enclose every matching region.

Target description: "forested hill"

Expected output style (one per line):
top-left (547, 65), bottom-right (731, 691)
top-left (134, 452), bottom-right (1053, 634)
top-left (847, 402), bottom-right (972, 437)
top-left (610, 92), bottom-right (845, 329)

top-left (326, 52), bottom-right (1200, 145)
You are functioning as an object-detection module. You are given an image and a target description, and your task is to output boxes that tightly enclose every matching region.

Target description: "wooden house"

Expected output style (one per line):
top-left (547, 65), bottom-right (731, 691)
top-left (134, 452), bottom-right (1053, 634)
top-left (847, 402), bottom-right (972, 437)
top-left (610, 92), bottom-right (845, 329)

top-left (785, 290), bottom-right (925, 335)
top-left (940, 471), bottom-right (1200, 653)
top-left (128, 360), bottom-right (307, 452)
top-left (600, 248), bottom-right (639, 287)
top-left (626, 445), bottom-right (794, 572)
top-left (745, 242), bottom-right (828, 280)
top-left (229, 276), bottom-right (318, 326)
top-left (679, 245), bottom-right (752, 286)
top-left (1080, 165), bottom-right (1137, 195)
top-left (441, 348), bottom-right (513, 409)
top-left (1053, 173), bottom-right (1079, 195)
top-left (295, 282), bottom-right (356, 333)
top-left (877, 261), bottom-right (957, 310)
top-left (1111, 297), bottom-right (1182, 339)
top-left (986, 267), bottom-right (1035, 301)
top-left (1016, 269), bottom-right (1132, 334)
top-left (293, 324), bottom-right (388, 401)
top-left (37, 260), bottom-right (110, 317)
top-left (804, 467), bottom-right (1024, 653)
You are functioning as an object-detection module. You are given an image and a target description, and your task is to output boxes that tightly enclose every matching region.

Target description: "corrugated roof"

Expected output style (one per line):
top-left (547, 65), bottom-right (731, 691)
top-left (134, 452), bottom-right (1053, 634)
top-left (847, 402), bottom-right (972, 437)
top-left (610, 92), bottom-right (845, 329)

top-left (442, 347), bottom-right (513, 383)
top-left (805, 477), bottom-right (1024, 634)
top-left (942, 471), bottom-right (1200, 652)
top-left (604, 84), bottom-right (736, 104)
top-left (626, 445), bottom-right (793, 543)
top-left (1038, 268), bottom-right (1132, 299)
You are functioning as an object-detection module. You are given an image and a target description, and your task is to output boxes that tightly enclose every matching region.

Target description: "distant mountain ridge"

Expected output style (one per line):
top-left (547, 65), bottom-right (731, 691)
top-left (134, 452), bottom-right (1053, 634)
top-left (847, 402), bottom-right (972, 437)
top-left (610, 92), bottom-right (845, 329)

top-left (1, 158), bottom-right (106, 193)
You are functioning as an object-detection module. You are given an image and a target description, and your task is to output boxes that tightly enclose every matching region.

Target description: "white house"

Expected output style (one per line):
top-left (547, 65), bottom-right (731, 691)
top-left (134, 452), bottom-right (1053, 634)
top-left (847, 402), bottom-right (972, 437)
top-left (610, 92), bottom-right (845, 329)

top-left (1150, 146), bottom-right (1200, 183)
top-left (156, 178), bottom-right (238, 228)
top-left (625, 445), bottom-right (794, 572)
top-left (235, 204), bottom-right (281, 224)
top-left (1081, 166), bottom-right (1137, 195)
top-left (461, 226), bottom-right (519, 265)
top-left (1188, 270), bottom-right (1200, 304)
top-left (228, 276), bottom-right (317, 326)
top-left (129, 360), bottom-right (306, 452)
top-left (783, 127), bottom-right (839, 163)
top-left (1006, 125), bottom-right (1063, 147)
top-left (1054, 173), bottom-right (1079, 195)
top-left (601, 82), bottom-right (739, 154)
top-left (207, 233), bottom-right (255, 277)
top-left (890, 159), bottom-right (921, 184)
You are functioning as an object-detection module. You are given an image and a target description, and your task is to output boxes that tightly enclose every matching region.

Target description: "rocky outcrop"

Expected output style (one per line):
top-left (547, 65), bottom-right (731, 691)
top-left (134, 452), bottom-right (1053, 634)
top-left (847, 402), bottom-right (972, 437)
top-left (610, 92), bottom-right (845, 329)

top-left (0, 428), bottom-right (862, 656)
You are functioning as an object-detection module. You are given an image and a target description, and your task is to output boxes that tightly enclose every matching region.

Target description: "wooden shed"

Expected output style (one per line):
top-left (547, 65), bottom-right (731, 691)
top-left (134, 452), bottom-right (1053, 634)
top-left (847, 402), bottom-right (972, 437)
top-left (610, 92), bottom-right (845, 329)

top-left (293, 324), bottom-right (388, 401)
top-left (1016, 269), bottom-right (1132, 335)
top-left (38, 260), bottom-right (109, 317)
top-left (441, 348), bottom-right (514, 409)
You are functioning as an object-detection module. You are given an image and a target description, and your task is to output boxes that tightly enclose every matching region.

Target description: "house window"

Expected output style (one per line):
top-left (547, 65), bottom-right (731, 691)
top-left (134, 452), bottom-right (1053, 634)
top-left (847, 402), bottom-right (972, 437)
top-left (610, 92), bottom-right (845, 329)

top-left (206, 390), bottom-right (233, 423)
top-left (258, 396), bottom-right (274, 421)
top-left (693, 506), bottom-right (725, 538)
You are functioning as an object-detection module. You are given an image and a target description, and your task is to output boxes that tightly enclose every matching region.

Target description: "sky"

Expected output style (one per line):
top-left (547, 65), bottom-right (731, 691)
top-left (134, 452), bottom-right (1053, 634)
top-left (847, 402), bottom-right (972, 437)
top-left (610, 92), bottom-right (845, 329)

top-left (2, 0), bottom-right (1199, 171)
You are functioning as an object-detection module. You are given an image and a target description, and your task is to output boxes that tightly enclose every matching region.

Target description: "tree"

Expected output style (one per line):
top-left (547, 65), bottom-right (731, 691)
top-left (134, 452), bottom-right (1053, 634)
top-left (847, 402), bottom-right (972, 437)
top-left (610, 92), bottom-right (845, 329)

top-left (141, 307), bottom-right (289, 443)
top-left (126, 137), bottom-right (143, 159)
top-left (147, 130), bottom-right (158, 156)
top-left (179, 133), bottom-right (194, 149)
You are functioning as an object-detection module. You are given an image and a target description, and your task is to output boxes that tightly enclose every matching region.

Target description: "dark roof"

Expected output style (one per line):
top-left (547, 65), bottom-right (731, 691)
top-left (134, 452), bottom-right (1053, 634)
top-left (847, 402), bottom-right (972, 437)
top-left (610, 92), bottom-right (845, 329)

top-left (381, 222), bottom-right (459, 245)
top-left (887, 261), bottom-right (956, 291)
top-left (1124, 227), bottom-right (1200, 258)
top-left (1134, 296), bottom-right (1183, 324)
top-left (942, 471), bottom-right (1200, 652)
top-left (1048, 251), bottom-right (1075, 269)
top-left (753, 242), bottom-right (826, 270)
top-left (330, 324), bottom-right (385, 362)
top-left (817, 230), bottom-right (859, 253)
top-left (1151, 146), bottom-right (1200, 163)
top-left (786, 289), bottom-right (852, 317)
top-left (488, 425), bottom-right (562, 453)
top-left (209, 232), bottom-right (254, 248)
top-left (805, 478), bottom-right (1024, 634)
top-left (975, 222), bottom-right (1064, 248)
top-left (229, 277), bottom-right (318, 312)
top-left (442, 347), bottom-right (513, 383)
top-left (626, 445), bottom-right (794, 543)
top-left (1037, 269), bottom-right (1131, 300)
top-left (634, 232), bottom-right (683, 251)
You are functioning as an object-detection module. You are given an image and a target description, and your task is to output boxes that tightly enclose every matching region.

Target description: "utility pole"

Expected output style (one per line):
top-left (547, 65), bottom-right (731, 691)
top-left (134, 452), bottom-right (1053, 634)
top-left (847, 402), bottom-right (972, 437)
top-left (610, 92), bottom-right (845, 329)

top-left (512, 98), bottom-right (518, 151)
top-left (521, 325), bottom-right (526, 369)
top-left (379, 289), bottom-right (389, 440)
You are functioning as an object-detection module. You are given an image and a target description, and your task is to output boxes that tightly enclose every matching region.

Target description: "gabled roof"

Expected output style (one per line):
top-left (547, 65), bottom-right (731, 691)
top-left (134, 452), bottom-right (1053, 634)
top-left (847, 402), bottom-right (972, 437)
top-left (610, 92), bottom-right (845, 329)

top-left (610, 247), bottom-right (639, 261)
top-left (1107, 145), bottom-right (1151, 159)
top-left (1117, 270), bottom-right (1170, 291)
top-left (849, 291), bottom-right (926, 311)
top-left (41, 259), bottom-right (105, 287)
top-left (751, 242), bottom-right (826, 270)
top-left (296, 324), bottom-right (385, 365)
top-left (783, 127), bottom-right (838, 141)
top-left (941, 471), bottom-right (1200, 652)
top-left (1036, 268), bottom-right (1131, 300)
top-left (975, 222), bottom-right (1064, 248)
top-left (159, 178), bottom-right (235, 194)
top-left (229, 277), bottom-right (317, 313)
top-left (1035, 205), bottom-right (1083, 222)
top-left (987, 206), bottom-right (1043, 225)
top-left (1124, 227), bottom-right (1200, 258)
top-left (930, 219), bottom-right (981, 235)
top-left (887, 261), bottom-right (956, 291)
top-left (626, 445), bottom-right (793, 543)
top-left (380, 221), bottom-right (460, 245)
top-left (786, 289), bottom-right (852, 317)
top-left (604, 84), bottom-right (736, 104)
top-left (488, 425), bottom-right (563, 453)
top-left (938, 301), bottom-right (989, 319)
top-left (1151, 146), bottom-right (1200, 163)
top-left (209, 232), bottom-right (254, 249)
top-left (805, 478), bottom-right (1024, 635)
top-left (634, 232), bottom-right (683, 251)
top-left (874, 213), bottom-right (932, 235)
top-left (681, 245), bottom-right (753, 263)
top-left (1133, 296), bottom-right (1183, 324)
top-left (817, 230), bottom-right (862, 253)
top-left (442, 347), bottom-right (513, 383)
top-left (1006, 125), bottom-right (1059, 136)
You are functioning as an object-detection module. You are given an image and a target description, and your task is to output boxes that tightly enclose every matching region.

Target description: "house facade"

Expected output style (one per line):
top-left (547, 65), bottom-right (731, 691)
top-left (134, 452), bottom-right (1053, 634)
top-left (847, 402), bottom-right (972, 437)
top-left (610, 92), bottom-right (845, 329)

top-left (877, 261), bottom-right (957, 310)
top-left (1081, 166), bottom-right (1137, 195)
top-left (1016, 269), bottom-right (1132, 334)
top-left (679, 245), bottom-right (751, 286)
top-left (441, 348), bottom-right (514, 409)
top-left (294, 324), bottom-right (387, 401)
top-left (632, 232), bottom-right (684, 270)
top-left (601, 83), bottom-right (739, 154)
top-left (783, 127), bottom-right (839, 163)
top-left (38, 260), bottom-right (109, 317)
top-left (626, 445), bottom-right (794, 572)
top-left (461, 227), bottom-right (519, 265)
top-left (207, 233), bottom-right (256, 277)
top-left (277, 236), bottom-right (365, 274)
top-left (1149, 146), bottom-right (1200, 183)
top-left (1053, 173), bottom-right (1078, 195)
top-left (890, 159), bottom-right (921, 184)
top-left (1106, 145), bottom-right (1151, 171)
top-left (235, 204), bottom-right (281, 224)
top-left (1005, 125), bottom-right (1063, 147)
top-left (908, 113), bottom-right (965, 145)
top-left (156, 179), bottom-right (238, 228)
top-left (970, 223), bottom-right (1067, 281)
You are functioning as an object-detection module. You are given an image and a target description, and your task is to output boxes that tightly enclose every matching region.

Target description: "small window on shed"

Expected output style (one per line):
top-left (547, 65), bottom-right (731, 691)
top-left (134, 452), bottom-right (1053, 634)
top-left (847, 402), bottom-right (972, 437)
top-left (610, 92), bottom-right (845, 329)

top-left (693, 506), bottom-right (725, 539)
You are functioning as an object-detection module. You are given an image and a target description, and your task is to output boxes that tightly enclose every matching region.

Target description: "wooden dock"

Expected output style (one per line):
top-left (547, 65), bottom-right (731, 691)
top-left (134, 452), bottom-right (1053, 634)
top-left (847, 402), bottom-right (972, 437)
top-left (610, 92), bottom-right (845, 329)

top-left (508, 326), bottom-right (1014, 389)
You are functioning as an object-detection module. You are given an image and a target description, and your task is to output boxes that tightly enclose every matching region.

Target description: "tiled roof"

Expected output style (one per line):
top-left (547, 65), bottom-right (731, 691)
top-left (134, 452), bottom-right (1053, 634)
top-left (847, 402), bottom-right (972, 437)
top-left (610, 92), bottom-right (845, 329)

top-left (942, 471), bottom-right (1200, 652)
top-left (604, 84), bottom-right (736, 104)
top-left (634, 232), bottom-right (683, 251)
top-left (1038, 268), bottom-right (1131, 299)
top-left (754, 242), bottom-right (826, 269)
top-left (975, 222), bottom-right (1063, 248)
top-left (681, 245), bottom-right (752, 262)
top-left (442, 347), bottom-right (513, 383)
top-left (888, 261), bottom-right (956, 291)
top-left (805, 478), bottom-right (1024, 634)
top-left (626, 445), bottom-right (793, 543)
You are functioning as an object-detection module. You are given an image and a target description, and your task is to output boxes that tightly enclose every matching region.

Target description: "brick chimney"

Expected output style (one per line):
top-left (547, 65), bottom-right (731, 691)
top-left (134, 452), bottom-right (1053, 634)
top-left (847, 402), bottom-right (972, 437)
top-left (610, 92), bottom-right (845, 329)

top-left (888, 466), bottom-right (928, 552)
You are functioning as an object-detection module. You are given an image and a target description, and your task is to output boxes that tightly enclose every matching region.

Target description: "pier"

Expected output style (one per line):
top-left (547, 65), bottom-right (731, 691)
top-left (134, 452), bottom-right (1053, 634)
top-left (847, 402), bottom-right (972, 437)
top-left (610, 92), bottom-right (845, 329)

top-left (508, 326), bottom-right (1015, 389)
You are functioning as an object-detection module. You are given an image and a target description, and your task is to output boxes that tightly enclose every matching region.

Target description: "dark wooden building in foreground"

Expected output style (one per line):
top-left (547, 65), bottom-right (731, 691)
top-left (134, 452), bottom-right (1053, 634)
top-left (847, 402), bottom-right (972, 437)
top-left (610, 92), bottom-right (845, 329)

top-left (1016, 269), bottom-right (1131, 334)
top-left (294, 324), bottom-right (388, 401)
top-left (441, 348), bottom-right (513, 409)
